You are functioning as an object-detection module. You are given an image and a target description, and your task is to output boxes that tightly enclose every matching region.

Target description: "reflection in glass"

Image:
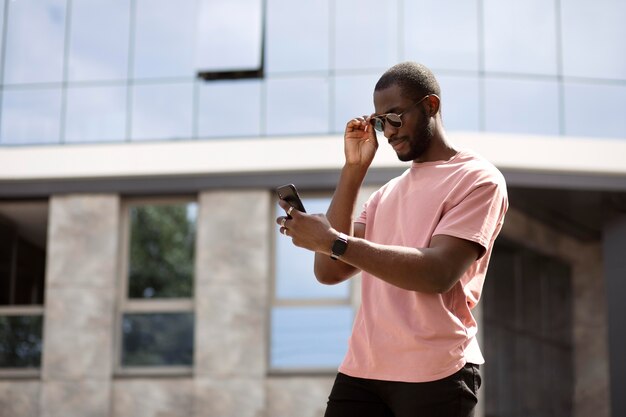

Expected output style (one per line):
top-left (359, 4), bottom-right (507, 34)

top-left (484, 77), bottom-right (560, 136)
top-left (198, 80), bottom-right (261, 138)
top-left (561, 0), bottom-right (626, 80)
top-left (564, 82), bottom-right (626, 139)
top-left (133, 0), bottom-right (196, 79)
top-left (265, 0), bottom-right (329, 73)
top-left (65, 85), bottom-right (127, 143)
top-left (0, 1), bottom-right (5, 62)
top-left (437, 74), bottom-right (480, 132)
top-left (131, 83), bottom-right (193, 141)
top-left (483, 0), bottom-right (558, 75)
top-left (67, 0), bottom-right (130, 82)
top-left (275, 197), bottom-right (349, 300)
top-left (0, 88), bottom-right (62, 145)
top-left (333, 74), bottom-right (378, 133)
top-left (266, 77), bottom-right (329, 135)
top-left (128, 203), bottom-right (197, 299)
top-left (3, 0), bottom-right (66, 84)
top-left (195, 0), bottom-right (263, 72)
top-left (0, 315), bottom-right (43, 368)
top-left (271, 306), bottom-right (352, 369)
top-left (334, 0), bottom-right (397, 71)
top-left (121, 313), bottom-right (194, 366)
top-left (404, 0), bottom-right (479, 72)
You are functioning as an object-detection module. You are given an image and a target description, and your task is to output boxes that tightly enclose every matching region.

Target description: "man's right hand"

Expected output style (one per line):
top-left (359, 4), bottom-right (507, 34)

top-left (344, 115), bottom-right (378, 169)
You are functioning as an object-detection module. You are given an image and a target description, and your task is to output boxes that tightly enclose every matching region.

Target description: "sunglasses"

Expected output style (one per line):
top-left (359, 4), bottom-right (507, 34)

top-left (369, 95), bottom-right (430, 133)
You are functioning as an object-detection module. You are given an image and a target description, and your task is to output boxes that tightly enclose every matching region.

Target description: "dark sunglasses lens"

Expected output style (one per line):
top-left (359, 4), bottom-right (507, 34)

top-left (386, 114), bottom-right (402, 128)
top-left (371, 118), bottom-right (384, 132)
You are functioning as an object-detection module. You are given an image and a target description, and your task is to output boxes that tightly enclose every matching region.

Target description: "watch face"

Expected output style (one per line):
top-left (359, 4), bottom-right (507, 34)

top-left (332, 237), bottom-right (348, 257)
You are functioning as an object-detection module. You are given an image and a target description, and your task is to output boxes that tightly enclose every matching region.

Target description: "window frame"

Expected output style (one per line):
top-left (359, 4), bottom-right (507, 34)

top-left (267, 190), bottom-right (358, 375)
top-left (114, 196), bottom-right (198, 377)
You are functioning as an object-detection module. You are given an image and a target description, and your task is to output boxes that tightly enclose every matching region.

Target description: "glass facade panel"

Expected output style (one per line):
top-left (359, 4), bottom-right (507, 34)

top-left (266, 77), bottom-right (329, 135)
top-left (265, 0), bottom-right (329, 73)
top-left (127, 203), bottom-right (197, 299)
top-left (3, 0), bottom-right (66, 84)
top-left (275, 197), bottom-right (349, 300)
top-left (133, 0), bottom-right (196, 79)
top-left (564, 82), bottom-right (626, 139)
top-left (195, 0), bottom-right (263, 72)
top-left (0, 315), bottom-right (43, 368)
top-left (404, 0), bottom-right (479, 72)
top-left (561, 0), bottom-right (626, 80)
top-left (483, 0), bottom-right (558, 75)
top-left (333, 74), bottom-right (378, 134)
top-left (198, 80), bottom-right (261, 138)
top-left (121, 313), bottom-right (194, 366)
top-left (65, 85), bottom-right (127, 143)
top-left (0, 88), bottom-right (62, 144)
top-left (484, 77), bottom-right (560, 136)
top-left (334, 0), bottom-right (398, 71)
top-left (66, 0), bottom-right (130, 82)
top-left (131, 83), bottom-right (193, 141)
top-left (271, 306), bottom-right (352, 369)
top-left (437, 74), bottom-right (481, 132)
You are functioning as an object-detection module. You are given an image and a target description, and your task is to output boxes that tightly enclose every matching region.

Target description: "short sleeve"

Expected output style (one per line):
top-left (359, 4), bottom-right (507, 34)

top-left (433, 182), bottom-right (508, 256)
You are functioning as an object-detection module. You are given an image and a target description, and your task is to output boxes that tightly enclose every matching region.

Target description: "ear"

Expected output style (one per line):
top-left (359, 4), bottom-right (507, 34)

top-left (426, 94), bottom-right (440, 117)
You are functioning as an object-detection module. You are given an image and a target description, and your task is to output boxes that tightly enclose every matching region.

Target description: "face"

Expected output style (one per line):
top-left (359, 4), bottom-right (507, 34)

top-left (372, 84), bottom-right (434, 162)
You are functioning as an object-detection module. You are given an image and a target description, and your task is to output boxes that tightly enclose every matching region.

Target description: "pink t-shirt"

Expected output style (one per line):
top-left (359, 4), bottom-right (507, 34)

top-left (339, 149), bottom-right (508, 383)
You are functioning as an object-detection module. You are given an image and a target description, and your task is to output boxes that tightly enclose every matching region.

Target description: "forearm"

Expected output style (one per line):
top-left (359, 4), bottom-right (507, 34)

top-left (314, 165), bottom-right (367, 284)
top-left (335, 236), bottom-right (470, 294)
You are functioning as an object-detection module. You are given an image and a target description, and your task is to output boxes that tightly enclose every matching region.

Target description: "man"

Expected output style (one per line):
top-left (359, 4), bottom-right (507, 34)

top-left (276, 62), bottom-right (508, 417)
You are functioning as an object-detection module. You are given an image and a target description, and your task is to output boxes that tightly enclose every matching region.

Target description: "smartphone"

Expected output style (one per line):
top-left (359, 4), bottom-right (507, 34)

top-left (276, 183), bottom-right (306, 217)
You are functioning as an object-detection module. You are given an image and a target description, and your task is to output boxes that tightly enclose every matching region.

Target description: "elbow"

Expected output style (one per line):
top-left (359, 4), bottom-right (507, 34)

top-left (314, 268), bottom-right (345, 286)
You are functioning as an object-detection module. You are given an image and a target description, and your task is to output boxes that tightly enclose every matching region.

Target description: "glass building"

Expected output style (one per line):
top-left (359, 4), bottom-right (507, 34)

top-left (1, 1), bottom-right (625, 416)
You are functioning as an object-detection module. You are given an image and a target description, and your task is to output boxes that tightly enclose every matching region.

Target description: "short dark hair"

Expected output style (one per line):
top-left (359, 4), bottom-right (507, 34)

top-left (375, 62), bottom-right (441, 101)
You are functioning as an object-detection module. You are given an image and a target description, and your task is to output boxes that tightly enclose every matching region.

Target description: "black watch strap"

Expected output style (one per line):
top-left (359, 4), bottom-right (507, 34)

top-left (330, 233), bottom-right (349, 260)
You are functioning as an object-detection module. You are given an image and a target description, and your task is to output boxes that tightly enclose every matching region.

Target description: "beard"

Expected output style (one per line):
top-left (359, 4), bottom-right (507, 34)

top-left (395, 118), bottom-right (434, 162)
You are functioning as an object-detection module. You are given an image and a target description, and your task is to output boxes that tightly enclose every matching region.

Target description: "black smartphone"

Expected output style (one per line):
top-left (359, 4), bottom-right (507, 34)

top-left (276, 183), bottom-right (306, 217)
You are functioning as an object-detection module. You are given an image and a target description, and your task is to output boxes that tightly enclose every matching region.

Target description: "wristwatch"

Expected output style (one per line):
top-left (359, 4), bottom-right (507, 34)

top-left (330, 233), bottom-right (349, 260)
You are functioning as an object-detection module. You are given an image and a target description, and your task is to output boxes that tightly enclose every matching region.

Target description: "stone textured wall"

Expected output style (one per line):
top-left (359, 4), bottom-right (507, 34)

top-left (42, 194), bottom-right (121, 417)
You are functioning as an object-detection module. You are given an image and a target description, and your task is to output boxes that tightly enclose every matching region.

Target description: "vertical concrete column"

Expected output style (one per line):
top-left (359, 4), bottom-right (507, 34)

top-left (572, 244), bottom-right (610, 417)
top-left (603, 214), bottom-right (626, 417)
top-left (193, 190), bottom-right (270, 417)
top-left (41, 195), bottom-right (120, 417)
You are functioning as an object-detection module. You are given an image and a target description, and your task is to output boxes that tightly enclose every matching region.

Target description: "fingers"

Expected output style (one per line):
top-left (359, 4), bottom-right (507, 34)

top-left (278, 199), bottom-right (300, 218)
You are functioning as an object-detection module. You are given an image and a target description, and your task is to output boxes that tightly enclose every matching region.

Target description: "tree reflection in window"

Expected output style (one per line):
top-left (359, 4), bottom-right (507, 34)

top-left (127, 203), bottom-right (197, 299)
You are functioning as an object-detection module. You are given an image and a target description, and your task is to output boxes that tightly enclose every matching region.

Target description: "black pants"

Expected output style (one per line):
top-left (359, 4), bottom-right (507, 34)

top-left (324, 364), bottom-right (481, 417)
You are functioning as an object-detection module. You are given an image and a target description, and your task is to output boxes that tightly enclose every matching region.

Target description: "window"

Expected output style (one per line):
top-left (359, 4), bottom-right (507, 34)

top-left (0, 87), bottom-right (63, 145)
top-left (2, 0), bottom-right (67, 85)
top-left (334, 0), bottom-right (398, 71)
top-left (482, 0), bottom-right (558, 75)
top-left (404, 0), bottom-right (479, 72)
top-left (270, 195), bottom-right (353, 372)
top-left (484, 77), bottom-right (560, 136)
top-left (561, 0), bottom-right (626, 80)
top-left (265, 76), bottom-right (330, 136)
top-left (0, 201), bottom-right (48, 375)
top-left (132, 0), bottom-right (196, 79)
top-left (64, 85), bottom-right (127, 143)
top-left (195, 0), bottom-right (264, 79)
top-left (130, 82), bottom-right (194, 141)
top-left (116, 199), bottom-right (197, 373)
top-left (66, 0), bottom-right (130, 82)
top-left (265, 0), bottom-right (329, 74)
